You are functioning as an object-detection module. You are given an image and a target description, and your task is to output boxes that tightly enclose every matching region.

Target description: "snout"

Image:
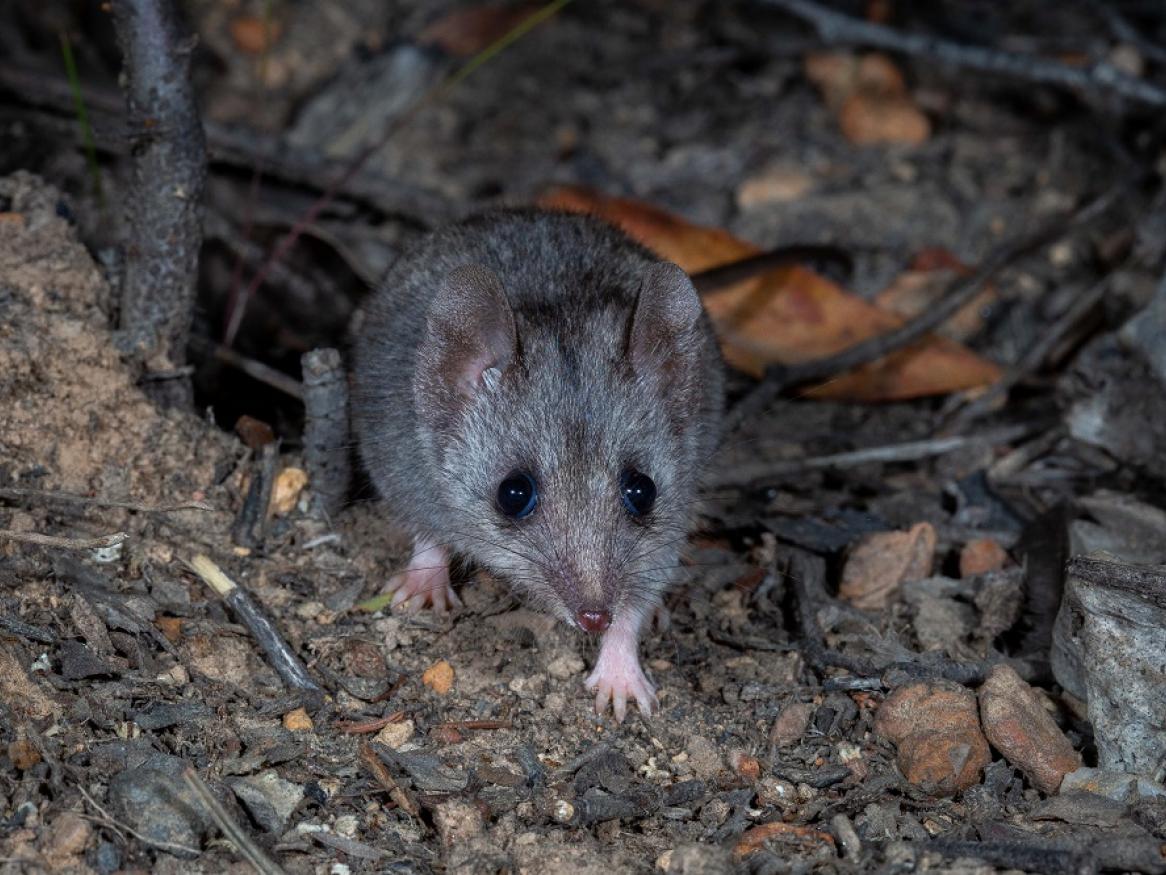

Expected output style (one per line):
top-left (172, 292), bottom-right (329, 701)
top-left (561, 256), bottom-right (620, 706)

top-left (576, 609), bottom-right (611, 634)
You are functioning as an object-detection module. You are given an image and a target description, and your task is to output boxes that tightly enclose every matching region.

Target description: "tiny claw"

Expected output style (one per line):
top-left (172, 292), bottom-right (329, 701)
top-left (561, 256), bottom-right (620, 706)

top-left (584, 624), bottom-right (657, 721)
top-left (383, 539), bottom-right (458, 615)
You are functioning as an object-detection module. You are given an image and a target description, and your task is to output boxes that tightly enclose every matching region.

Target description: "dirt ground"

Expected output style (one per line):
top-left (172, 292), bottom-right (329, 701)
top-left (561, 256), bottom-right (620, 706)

top-left (2, 2), bottom-right (1166, 874)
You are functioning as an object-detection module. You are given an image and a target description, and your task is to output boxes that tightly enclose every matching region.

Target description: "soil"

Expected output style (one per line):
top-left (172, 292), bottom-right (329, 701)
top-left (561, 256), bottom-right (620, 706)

top-left (2, 2), bottom-right (1165, 874)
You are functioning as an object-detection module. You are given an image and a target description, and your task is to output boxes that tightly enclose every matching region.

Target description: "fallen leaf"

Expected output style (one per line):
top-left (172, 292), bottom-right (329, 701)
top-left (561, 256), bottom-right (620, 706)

top-left (154, 615), bottom-right (185, 644)
top-left (540, 187), bottom-right (1000, 401)
top-left (418, 3), bottom-right (539, 58)
top-left (805, 52), bottom-right (931, 145)
top-left (733, 821), bottom-right (835, 859)
top-left (838, 522), bottom-right (936, 609)
top-left (960, 538), bottom-right (1010, 577)
top-left (875, 249), bottom-right (997, 342)
top-left (8, 737), bottom-right (41, 770)
top-left (422, 659), bottom-right (455, 695)
top-left (229, 16), bottom-right (282, 55)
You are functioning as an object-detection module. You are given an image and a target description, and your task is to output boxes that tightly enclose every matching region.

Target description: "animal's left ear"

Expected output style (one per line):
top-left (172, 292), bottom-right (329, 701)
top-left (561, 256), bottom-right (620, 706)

top-left (627, 261), bottom-right (704, 387)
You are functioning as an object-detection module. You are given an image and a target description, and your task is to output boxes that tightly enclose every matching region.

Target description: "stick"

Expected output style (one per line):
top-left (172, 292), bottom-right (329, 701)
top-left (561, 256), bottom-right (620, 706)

top-left (358, 743), bottom-right (421, 820)
top-left (711, 423), bottom-right (1035, 487)
top-left (782, 546), bottom-right (1029, 685)
top-left (187, 554), bottom-right (325, 705)
top-left (110, 0), bottom-right (206, 404)
top-left (764, 0), bottom-right (1166, 107)
top-left (231, 441), bottom-right (280, 549)
top-left (189, 336), bottom-right (305, 401)
top-left (301, 348), bottom-right (352, 519)
top-left (939, 271), bottom-right (1117, 433)
top-left (0, 487), bottom-right (211, 514)
top-left (0, 529), bottom-right (127, 550)
top-left (725, 185), bottom-right (1123, 434)
top-left (182, 768), bottom-right (287, 875)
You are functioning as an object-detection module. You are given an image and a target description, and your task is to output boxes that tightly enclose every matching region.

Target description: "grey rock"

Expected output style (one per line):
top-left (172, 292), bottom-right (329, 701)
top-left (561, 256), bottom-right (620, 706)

top-left (229, 770), bottom-right (305, 833)
top-left (107, 754), bottom-right (212, 858)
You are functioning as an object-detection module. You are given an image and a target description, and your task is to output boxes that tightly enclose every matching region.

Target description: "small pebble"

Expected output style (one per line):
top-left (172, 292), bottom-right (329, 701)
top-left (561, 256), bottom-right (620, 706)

top-left (770, 702), bottom-right (815, 747)
top-left (375, 714), bottom-right (417, 751)
top-left (422, 659), bottom-right (455, 694)
top-left (552, 799), bottom-right (574, 823)
top-left (283, 707), bottom-right (313, 732)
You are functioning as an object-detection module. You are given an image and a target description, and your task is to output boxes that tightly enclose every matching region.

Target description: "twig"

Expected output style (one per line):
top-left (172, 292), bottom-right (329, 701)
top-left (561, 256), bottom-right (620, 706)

top-left (711, 423), bottom-right (1036, 487)
top-left (1083, 0), bottom-right (1166, 66)
top-left (189, 336), bottom-right (305, 401)
top-left (187, 554), bottom-right (326, 706)
top-left (224, 0), bottom-right (574, 346)
top-left (77, 785), bottom-right (201, 858)
top-left (358, 742), bottom-right (421, 820)
top-left (110, 0), bottom-right (206, 404)
top-left (782, 546), bottom-right (1028, 685)
top-left (333, 711), bottom-right (407, 734)
top-left (764, 0), bottom-right (1166, 107)
top-left (433, 719), bottom-right (513, 731)
top-left (0, 62), bottom-right (453, 227)
top-left (0, 529), bottom-right (127, 550)
top-left (725, 185), bottom-right (1123, 434)
top-left (182, 768), bottom-right (286, 875)
top-left (301, 348), bottom-right (352, 519)
top-left (939, 271), bottom-right (1118, 434)
top-left (231, 441), bottom-right (280, 548)
top-left (0, 486), bottom-right (211, 514)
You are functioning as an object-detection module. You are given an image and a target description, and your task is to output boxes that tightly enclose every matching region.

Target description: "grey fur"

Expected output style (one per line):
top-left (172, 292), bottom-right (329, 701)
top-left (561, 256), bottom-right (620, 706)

top-left (352, 208), bottom-right (724, 629)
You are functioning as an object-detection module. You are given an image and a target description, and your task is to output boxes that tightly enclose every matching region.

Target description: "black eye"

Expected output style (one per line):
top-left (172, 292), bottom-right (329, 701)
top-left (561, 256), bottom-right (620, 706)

top-left (620, 469), bottom-right (656, 516)
top-left (497, 472), bottom-right (538, 519)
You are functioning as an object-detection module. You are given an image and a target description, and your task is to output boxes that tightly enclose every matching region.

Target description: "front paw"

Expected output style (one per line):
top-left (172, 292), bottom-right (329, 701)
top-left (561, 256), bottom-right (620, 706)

top-left (584, 648), bottom-right (657, 722)
top-left (386, 540), bottom-right (461, 614)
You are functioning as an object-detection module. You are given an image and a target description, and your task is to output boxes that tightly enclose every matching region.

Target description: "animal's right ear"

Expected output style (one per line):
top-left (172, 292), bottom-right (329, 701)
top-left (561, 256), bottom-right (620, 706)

top-left (415, 264), bottom-right (516, 431)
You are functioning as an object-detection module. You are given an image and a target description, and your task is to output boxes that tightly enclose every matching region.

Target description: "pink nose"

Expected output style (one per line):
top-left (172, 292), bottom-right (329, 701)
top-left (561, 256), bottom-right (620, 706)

top-left (576, 609), bottom-right (611, 634)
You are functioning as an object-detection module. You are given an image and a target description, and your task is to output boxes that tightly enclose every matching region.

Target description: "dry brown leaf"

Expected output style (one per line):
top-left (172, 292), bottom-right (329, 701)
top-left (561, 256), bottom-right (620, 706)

top-left (229, 16), bottom-right (282, 55)
top-left (539, 186), bottom-right (1001, 401)
top-left (418, 3), bottom-right (539, 58)
top-left (804, 51), bottom-right (930, 145)
top-left (838, 522), bottom-right (936, 610)
top-left (875, 248), bottom-right (996, 342)
top-left (733, 822), bottom-right (835, 859)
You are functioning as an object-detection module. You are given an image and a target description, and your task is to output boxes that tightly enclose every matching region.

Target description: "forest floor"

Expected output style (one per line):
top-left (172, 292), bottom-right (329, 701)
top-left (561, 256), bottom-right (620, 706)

top-left (2, 2), bottom-right (1166, 873)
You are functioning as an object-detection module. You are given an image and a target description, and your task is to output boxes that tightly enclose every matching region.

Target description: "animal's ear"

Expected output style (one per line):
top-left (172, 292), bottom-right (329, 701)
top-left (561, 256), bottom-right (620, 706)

top-left (415, 264), bottom-right (516, 428)
top-left (627, 262), bottom-right (703, 382)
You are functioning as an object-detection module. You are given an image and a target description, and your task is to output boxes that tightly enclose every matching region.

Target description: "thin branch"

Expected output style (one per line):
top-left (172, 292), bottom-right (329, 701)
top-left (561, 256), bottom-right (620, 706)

top-left (187, 554), bottom-right (326, 705)
top-left (764, 0), bottom-right (1166, 107)
top-left (189, 335), bottom-right (304, 401)
top-left (183, 768), bottom-right (286, 875)
top-left (712, 423), bottom-right (1036, 487)
top-left (725, 184), bottom-right (1123, 434)
top-left (0, 487), bottom-right (211, 514)
top-left (939, 269), bottom-right (1120, 434)
top-left (0, 529), bottom-right (127, 550)
top-left (76, 785), bottom-right (201, 858)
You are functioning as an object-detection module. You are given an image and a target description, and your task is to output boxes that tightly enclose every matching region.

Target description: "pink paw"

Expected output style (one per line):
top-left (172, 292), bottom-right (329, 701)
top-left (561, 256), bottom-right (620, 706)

top-left (387, 540), bottom-right (461, 614)
top-left (584, 627), bottom-right (657, 722)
